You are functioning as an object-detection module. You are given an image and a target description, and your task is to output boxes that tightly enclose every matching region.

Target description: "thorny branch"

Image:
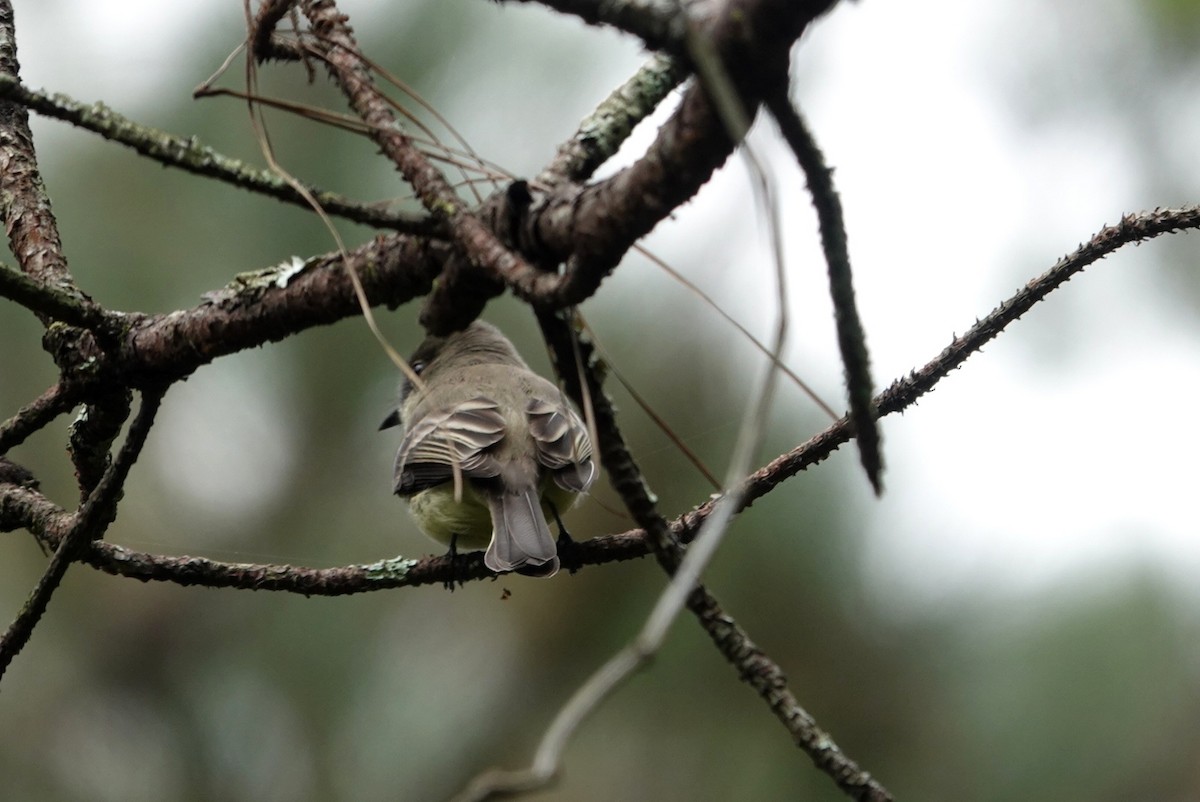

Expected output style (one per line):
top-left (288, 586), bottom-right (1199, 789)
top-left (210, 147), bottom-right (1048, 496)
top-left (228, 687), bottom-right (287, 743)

top-left (766, 88), bottom-right (882, 494)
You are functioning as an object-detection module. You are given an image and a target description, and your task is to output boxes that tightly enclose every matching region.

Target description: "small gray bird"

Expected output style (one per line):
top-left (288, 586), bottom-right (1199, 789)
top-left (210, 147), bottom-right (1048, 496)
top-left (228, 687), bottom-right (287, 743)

top-left (381, 321), bottom-right (596, 577)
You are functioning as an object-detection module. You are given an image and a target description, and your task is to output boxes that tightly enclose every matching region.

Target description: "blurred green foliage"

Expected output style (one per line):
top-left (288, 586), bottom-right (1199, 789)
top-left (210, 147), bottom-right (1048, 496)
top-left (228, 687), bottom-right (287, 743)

top-left (2, 1), bottom-right (1199, 801)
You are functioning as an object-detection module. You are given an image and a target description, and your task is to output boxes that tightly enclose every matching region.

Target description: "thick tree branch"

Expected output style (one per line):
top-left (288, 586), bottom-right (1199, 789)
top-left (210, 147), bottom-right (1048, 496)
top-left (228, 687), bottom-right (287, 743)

top-left (515, 0), bottom-right (841, 56)
top-left (67, 387), bottom-right (131, 501)
top-left (117, 234), bottom-right (448, 382)
top-left (251, 0), bottom-right (298, 58)
top-left (500, 0), bottom-right (840, 308)
top-left (0, 2), bottom-right (81, 299)
top-left (508, 0), bottom-right (689, 53)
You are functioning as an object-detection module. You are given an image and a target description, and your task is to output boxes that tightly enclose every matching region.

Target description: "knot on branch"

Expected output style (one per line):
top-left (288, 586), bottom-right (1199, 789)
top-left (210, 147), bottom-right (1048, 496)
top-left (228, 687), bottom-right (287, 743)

top-left (42, 322), bottom-right (107, 383)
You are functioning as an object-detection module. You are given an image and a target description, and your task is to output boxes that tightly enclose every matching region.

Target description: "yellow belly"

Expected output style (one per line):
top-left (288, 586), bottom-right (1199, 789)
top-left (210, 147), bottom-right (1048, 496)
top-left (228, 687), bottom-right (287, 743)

top-left (406, 479), bottom-right (579, 550)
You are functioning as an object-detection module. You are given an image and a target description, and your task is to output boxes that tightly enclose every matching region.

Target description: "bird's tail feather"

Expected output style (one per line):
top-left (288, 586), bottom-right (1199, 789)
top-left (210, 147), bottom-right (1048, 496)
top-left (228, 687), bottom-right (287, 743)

top-left (484, 489), bottom-right (559, 577)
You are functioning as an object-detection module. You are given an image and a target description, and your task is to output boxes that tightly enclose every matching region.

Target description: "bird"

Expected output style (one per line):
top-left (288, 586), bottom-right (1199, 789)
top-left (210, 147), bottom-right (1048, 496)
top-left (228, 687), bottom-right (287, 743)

top-left (381, 321), bottom-right (596, 577)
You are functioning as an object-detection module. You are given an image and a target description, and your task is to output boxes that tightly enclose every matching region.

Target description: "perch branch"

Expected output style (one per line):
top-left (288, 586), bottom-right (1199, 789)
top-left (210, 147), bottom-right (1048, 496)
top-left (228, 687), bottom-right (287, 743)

top-left (0, 206), bottom-right (1186, 590)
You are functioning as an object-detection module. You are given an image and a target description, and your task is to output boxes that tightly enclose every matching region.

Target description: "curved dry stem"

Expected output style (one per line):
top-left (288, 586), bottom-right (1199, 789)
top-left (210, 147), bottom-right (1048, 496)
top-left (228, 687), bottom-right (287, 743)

top-left (635, 244), bottom-right (840, 420)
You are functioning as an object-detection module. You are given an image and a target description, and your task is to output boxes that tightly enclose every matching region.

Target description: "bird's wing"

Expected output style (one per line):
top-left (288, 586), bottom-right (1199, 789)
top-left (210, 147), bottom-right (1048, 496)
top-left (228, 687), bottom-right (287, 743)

top-left (393, 397), bottom-right (506, 495)
top-left (526, 397), bottom-right (596, 493)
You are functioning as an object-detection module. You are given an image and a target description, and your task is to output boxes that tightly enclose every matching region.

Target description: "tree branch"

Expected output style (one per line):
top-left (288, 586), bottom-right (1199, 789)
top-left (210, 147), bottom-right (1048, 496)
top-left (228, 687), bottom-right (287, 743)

top-left (499, 0), bottom-right (840, 309)
top-left (0, 387), bottom-right (163, 682)
top-left (0, 2), bottom-right (82, 298)
top-left (0, 383), bottom-right (80, 456)
top-left (300, 0), bottom-right (543, 334)
top-left (67, 387), bottom-right (131, 501)
top-left (0, 258), bottom-right (110, 328)
top-left (766, 88), bottom-right (882, 494)
top-left (251, 0), bottom-right (299, 59)
top-left (3, 206), bottom-right (1189, 590)
top-left (536, 53), bottom-right (687, 187)
top-left (116, 234), bottom-right (449, 382)
top-left (0, 75), bottom-right (437, 236)
top-left (508, 0), bottom-right (689, 54)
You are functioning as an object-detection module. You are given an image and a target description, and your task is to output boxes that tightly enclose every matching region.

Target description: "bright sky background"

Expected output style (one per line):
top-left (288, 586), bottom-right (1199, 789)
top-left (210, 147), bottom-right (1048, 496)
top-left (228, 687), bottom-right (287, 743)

top-left (15, 0), bottom-right (1200, 610)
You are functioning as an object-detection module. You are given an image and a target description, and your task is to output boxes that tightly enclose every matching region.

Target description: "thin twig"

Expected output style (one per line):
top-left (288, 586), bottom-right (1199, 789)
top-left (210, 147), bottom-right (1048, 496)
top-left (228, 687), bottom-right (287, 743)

top-left (0, 259), bottom-right (109, 328)
top-left (0, 387), bottom-right (163, 684)
top-left (635, 244), bottom-right (840, 420)
top-left (578, 314), bottom-right (721, 489)
top-left (195, 81), bottom-right (509, 183)
top-left (634, 8), bottom-right (791, 643)
top-left (0, 383), bottom-right (80, 455)
top-left (0, 75), bottom-right (436, 235)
